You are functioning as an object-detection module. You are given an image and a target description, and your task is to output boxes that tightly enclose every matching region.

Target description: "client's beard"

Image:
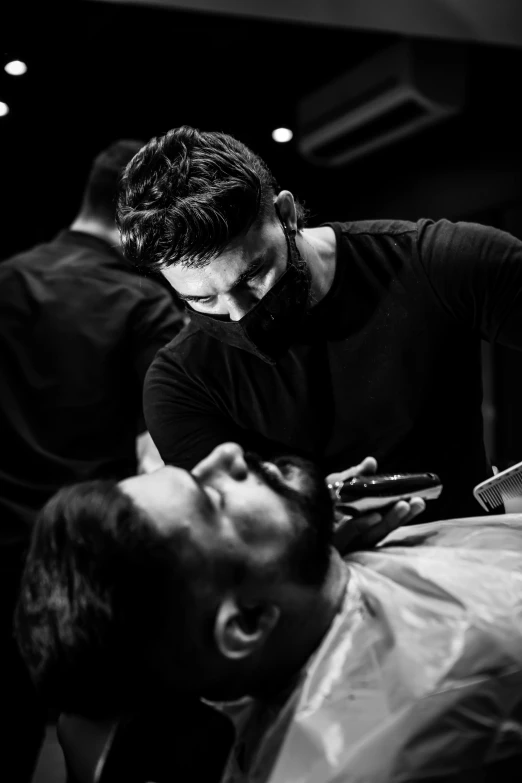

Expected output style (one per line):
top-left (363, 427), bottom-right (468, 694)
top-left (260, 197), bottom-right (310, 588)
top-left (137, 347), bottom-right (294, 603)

top-left (244, 453), bottom-right (335, 587)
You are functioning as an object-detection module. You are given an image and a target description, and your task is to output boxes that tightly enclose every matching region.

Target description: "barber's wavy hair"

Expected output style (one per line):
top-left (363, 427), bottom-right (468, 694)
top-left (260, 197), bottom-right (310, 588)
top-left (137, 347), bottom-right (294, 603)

top-left (14, 481), bottom-right (198, 719)
top-left (117, 125), bottom-right (308, 271)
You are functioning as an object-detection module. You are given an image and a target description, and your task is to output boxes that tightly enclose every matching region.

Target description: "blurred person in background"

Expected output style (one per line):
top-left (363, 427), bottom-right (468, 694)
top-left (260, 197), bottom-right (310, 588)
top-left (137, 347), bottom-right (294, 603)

top-left (117, 125), bottom-right (522, 529)
top-left (14, 442), bottom-right (522, 783)
top-left (0, 139), bottom-right (184, 781)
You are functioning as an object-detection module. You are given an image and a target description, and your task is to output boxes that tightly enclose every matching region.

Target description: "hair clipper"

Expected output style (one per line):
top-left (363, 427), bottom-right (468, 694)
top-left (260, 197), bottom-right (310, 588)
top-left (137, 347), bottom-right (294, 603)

top-left (327, 472), bottom-right (443, 515)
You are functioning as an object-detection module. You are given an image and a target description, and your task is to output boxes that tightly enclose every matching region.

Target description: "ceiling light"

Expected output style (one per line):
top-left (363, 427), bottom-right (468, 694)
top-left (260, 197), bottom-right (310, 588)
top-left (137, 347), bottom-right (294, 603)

top-left (0, 102), bottom-right (10, 117)
top-left (5, 60), bottom-right (27, 76)
top-left (272, 127), bottom-right (293, 143)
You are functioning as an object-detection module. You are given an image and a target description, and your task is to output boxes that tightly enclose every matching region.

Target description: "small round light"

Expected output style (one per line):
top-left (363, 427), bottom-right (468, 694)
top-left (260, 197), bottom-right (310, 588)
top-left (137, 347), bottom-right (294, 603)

top-left (272, 127), bottom-right (293, 143)
top-left (0, 102), bottom-right (9, 117)
top-left (5, 60), bottom-right (27, 76)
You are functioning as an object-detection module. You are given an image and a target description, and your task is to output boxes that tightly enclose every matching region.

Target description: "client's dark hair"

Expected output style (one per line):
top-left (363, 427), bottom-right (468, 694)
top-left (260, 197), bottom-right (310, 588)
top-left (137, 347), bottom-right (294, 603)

top-left (80, 139), bottom-right (145, 225)
top-left (117, 125), bottom-right (308, 271)
top-left (14, 480), bottom-right (191, 719)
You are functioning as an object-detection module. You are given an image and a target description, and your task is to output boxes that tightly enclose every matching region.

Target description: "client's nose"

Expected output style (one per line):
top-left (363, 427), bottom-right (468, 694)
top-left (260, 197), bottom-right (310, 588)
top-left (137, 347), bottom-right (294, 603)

top-left (192, 442), bottom-right (248, 482)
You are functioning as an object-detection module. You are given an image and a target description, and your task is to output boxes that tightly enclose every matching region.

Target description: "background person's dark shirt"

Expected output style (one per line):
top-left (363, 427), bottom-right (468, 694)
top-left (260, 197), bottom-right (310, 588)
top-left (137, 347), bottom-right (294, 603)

top-left (0, 230), bottom-right (184, 548)
top-left (144, 218), bottom-right (522, 522)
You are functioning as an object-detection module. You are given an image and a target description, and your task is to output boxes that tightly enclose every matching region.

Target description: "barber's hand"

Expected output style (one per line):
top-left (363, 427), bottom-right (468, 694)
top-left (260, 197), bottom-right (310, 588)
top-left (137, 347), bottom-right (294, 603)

top-left (326, 457), bottom-right (426, 555)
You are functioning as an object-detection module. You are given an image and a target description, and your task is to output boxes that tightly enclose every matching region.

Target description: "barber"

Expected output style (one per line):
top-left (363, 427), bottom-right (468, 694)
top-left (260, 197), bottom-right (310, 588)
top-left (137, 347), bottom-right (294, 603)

top-left (117, 125), bottom-right (522, 527)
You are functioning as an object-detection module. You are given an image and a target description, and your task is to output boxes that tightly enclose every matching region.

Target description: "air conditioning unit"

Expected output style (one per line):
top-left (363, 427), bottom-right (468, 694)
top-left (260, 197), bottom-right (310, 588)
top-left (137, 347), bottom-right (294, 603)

top-left (297, 40), bottom-right (468, 167)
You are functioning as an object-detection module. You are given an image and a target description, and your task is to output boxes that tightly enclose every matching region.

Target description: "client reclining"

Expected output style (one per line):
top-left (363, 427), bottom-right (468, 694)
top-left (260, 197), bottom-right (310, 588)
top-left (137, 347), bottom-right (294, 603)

top-left (15, 443), bottom-right (522, 782)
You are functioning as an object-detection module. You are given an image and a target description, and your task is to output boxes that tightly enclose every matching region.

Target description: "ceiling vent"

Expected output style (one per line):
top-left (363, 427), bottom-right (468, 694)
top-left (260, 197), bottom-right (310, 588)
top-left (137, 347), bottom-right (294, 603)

top-left (297, 40), bottom-right (468, 167)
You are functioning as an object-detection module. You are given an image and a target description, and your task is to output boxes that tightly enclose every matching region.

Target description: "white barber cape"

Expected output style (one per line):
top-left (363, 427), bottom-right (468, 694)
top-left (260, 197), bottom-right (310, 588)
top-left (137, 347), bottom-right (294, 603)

top-left (218, 515), bottom-right (522, 783)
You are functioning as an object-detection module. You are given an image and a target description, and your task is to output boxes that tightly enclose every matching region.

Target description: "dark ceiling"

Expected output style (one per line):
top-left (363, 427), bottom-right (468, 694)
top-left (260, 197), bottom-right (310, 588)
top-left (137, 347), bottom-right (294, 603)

top-left (2, 0), bottom-right (522, 259)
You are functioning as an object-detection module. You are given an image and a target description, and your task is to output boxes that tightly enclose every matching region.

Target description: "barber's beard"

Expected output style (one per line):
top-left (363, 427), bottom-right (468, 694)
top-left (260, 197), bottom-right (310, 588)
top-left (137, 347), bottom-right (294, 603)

top-left (244, 453), bottom-right (335, 587)
top-left (283, 248), bottom-right (314, 311)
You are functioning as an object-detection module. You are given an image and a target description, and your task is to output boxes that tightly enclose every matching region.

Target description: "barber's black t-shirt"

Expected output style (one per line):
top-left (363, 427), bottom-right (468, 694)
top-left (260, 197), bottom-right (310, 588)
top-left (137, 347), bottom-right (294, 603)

top-left (0, 230), bottom-right (184, 548)
top-left (144, 218), bottom-right (522, 522)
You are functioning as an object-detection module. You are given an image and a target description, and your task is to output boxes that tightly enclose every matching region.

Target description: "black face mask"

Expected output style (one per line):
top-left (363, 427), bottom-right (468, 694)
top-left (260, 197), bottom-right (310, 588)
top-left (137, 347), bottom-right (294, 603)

top-left (187, 218), bottom-right (312, 365)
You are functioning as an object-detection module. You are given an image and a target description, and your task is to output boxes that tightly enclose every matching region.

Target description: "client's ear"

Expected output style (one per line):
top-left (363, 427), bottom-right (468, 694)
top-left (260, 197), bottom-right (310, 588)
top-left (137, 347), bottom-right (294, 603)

top-left (214, 597), bottom-right (280, 660)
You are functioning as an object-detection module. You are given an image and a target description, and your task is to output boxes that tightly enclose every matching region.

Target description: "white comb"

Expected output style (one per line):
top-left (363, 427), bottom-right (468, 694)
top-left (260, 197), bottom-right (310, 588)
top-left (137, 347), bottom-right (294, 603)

top-left (473, 460), bottom-right (522, 512)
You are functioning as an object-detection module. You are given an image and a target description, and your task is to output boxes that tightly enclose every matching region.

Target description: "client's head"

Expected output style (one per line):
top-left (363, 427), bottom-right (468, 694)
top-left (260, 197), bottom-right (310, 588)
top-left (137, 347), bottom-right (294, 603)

top-left (15, 443), bottom-right (336, 718)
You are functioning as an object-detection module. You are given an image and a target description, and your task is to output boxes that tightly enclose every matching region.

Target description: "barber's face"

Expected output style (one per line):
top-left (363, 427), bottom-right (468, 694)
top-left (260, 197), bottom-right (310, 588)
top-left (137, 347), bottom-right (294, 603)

top-left (119, 443), bottom-right (334, 586)
top-left (161, 211), bottom-right (307, 323)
